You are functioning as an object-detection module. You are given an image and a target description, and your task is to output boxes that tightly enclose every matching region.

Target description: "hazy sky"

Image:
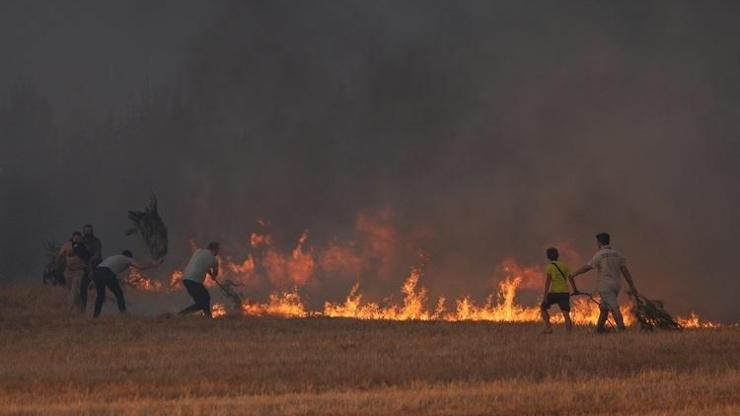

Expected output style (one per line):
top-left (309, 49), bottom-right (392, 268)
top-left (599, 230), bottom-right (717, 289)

top-left (1, 1), bottom-right (739, 321)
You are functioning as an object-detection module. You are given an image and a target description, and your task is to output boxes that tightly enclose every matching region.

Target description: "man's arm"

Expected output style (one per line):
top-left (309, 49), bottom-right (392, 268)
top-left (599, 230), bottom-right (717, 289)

top-left (569, 264), bottom-right (593, 279)
top-left (208, 262), bottom-right (219, 279)
top-left (620, 265), bottom-right (638, 295)
top-left (568, 274), bottom-right (579, 294)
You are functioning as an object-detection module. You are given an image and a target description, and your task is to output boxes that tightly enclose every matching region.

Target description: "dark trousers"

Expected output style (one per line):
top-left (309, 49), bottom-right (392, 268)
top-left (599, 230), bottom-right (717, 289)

top-left (80, 269), bottom-right (92, 312)
top-left (180, 280), bottom-right (212, 317)
top-left (93, 267), bottom-right (126, 317)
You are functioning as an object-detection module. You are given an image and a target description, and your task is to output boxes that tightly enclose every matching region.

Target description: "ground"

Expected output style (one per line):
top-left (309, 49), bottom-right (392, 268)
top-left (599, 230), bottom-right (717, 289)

top-left (1, 285), bottom-right (738, 415)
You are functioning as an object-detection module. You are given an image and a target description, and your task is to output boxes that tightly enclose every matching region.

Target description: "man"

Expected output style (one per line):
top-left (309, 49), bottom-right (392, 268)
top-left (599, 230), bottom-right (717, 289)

top-left (179, 242), bottom-right (219, 318)
top-left (540, 247), bottom-right (578, 333)
top-left (93, 250), bottom-right (159, 317)
top-left (57, 231), bottom-right (91, 312)
top-left (81, 224), bottom-right (103, 312)
top-left (570, 233), bottom-right (639, 332)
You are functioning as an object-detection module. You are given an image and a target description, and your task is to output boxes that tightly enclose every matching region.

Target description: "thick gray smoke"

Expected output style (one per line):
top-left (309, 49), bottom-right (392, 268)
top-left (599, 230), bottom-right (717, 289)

top-left (1, 1), bottom-right (739, 321)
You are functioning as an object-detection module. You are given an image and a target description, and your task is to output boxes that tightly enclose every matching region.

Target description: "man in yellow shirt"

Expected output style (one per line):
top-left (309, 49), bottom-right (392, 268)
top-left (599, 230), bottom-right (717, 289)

top-left (541, 247), bottom-right (578, 333)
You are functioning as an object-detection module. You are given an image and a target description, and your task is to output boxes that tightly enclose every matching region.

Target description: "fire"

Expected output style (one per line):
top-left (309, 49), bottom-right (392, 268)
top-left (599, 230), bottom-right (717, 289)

top-left (323, 266), bottom-right (630, 324)
top-left (118, 216), bottom-right (719, 327)
top-left (211, 303), bottom-right (227, 318)
top-left (324, 267), bottom-right (444, 320)
top-left (127, 263), bottom-right (717, 327)
top-left (676, 313), bottom-right (720, 328)
top-left (125, 268), bottom-right (165, 291)
top-left (169, 270), bottom-right (183, 287)
top-left (240, 289), bottom-right (307, 318)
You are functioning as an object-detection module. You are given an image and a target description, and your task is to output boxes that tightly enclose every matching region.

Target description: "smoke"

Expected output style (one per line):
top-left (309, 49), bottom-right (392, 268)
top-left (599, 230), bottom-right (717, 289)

top-left (1, 1), bottom-right (739, 321)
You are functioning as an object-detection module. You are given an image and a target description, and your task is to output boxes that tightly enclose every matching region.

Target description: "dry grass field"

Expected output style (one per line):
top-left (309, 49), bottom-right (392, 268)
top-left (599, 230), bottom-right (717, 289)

top-left (1, 285), bottom-right (738, 415)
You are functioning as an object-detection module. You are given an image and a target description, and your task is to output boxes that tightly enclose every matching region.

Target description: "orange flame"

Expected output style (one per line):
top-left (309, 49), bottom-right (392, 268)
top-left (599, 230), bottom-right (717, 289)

top-left (125, 268), bottom-right (165, 292)
top-left (323, 266), bottom-right (624, 324)
top-left (676, 312), bottom-right (720, 328)
top-left (123, 219), bottom-right (718, 327)
top-left (169, 270), bottom-right (183, 288)
top-left (211, 303), bottom-right (227, 318)
top-left (240, 288), bottom-right (307, 318)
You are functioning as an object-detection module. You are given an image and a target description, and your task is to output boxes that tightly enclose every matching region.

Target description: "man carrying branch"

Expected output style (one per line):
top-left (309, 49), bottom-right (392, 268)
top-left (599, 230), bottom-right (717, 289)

top-left (179, 242), bottom-right (220, 318)
top-left (93, 250), bottom-right (160, 317)
top-left (570, 232), bottom-right (639, 333)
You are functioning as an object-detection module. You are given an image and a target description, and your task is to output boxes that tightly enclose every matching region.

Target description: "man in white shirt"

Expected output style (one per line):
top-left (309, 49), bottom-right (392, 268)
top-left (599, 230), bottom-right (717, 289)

top-left (93, 250), bottom-right (159, 317)
top-left (570, 233), bottom-right (639, 332)
top-left (179, 242), bottom-right (220, 318)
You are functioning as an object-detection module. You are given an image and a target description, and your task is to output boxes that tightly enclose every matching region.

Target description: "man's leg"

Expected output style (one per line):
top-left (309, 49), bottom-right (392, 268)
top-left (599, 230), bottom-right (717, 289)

top-left (540, 304), bottom-right (552, 333)
top-left (66, 270), bottom-right (84, 313)
top-left (540, 293), bottom-right (554, 332)
top-left (596, 307), bottom-right (609, 333)
top-left (93, 275), bottom-right (107, 318)
top-left (107, 276), bottom-right (127, 313)
top-left (557, 295), bottom-right (573, 332)
top-left (562, 311), bottom-right (573, 332)
top-left (611, 306), bottom-right (626, 330)
top-left (601, 291), bottom-right (625, 330)
top-left (198, 285), bottom-right (212, 318)
top-left (79, 270), bottom-right (91, 313)
top-left (180, 280), bottom-right (204, 315)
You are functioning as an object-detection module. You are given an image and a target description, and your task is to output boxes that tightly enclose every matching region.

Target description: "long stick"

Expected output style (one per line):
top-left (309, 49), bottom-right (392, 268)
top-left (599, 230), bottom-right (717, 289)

top-left (211, 277), bottom-right (244, 309)
top-left (571, 292), bottom-right (615, 329)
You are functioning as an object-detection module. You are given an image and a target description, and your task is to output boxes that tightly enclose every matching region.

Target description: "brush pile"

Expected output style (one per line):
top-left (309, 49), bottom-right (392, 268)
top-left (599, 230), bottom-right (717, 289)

top-left (126, 195), bottom-right (168, 261)
top-left (42, 240), bottom-right (65, 286)
top-left (630, 292), bottom-right (682, 330)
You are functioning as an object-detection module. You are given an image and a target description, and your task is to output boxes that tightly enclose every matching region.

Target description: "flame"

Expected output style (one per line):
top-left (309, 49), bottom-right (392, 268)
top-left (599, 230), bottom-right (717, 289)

top-left (148, 255), bottom-right (716, 327)
top-left (240, 288), bottom-right (307, 318)
top-left (228, 255), bottom-right (255, 275)
top-left (676, 312), bottom-right (720, 328)
top-left (250, 232), bottom-right (272, 248)
top-left (211, 303), bottom-right (227, 318)
top-left (125, 268), bottom-right (165, 292)
top-left (118, 218), bottom-right (718, 327)
top-left (129, 262), bottom-right (716, 327)
top-left (323, 266), bottom-right (626, 324)
top-left (169, 270), bottom-right (183, 287)
top-left (210, 213), bottom-right (408, 290)
top-left (324, 267), bottom-right (443, 320)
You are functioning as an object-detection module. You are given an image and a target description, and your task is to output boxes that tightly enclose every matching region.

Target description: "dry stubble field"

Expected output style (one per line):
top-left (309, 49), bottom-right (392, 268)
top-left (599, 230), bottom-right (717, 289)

top-left (0, 285), bottom-right (738, 416)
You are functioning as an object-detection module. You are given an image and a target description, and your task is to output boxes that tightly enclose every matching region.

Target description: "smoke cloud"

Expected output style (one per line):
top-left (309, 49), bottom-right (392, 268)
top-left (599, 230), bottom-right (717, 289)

top-left (1, 1), bottom-right (739, 321)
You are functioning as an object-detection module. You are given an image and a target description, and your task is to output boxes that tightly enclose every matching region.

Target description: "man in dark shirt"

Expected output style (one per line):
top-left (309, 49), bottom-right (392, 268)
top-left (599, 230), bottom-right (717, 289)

top-left (81, 224), bottom-right (102, 312)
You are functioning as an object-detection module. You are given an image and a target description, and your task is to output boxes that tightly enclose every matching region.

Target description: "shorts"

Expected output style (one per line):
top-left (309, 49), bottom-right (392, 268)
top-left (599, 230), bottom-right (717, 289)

top-left (541, 292), bottom-right (571, 312)
top-left (598, 290), bottom-right (620, 312)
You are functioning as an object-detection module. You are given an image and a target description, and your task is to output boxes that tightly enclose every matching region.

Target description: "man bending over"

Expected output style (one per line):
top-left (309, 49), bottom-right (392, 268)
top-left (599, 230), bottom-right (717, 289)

top-left (179, 242), bottom-right (220, 318)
